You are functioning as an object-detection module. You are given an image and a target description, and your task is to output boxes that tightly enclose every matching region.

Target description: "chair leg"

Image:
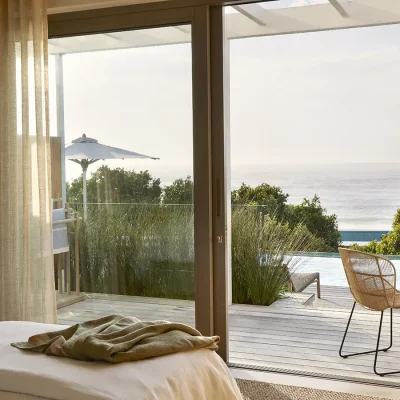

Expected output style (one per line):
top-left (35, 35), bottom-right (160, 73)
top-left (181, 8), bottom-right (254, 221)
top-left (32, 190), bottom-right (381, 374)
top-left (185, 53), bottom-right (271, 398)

top-left (374, 309), bottom-right (400, 377)
top-left (339, 302), bottom-right (392, 359)
top-left (316, 278), bottom-right (321, 299)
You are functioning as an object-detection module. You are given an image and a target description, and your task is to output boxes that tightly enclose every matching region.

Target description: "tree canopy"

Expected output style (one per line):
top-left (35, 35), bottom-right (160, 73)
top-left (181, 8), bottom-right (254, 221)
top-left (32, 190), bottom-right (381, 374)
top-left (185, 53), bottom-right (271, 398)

top-left (67, 165), bottom-right (162, 204)
top-left (231, 183), bottom-right (340, 250)
top-left (287, 196), bottom-right (341, 251)
top-left (231, 183), bottom-right (289, 220)
top-left (163, 176), bottom-right (193, 204)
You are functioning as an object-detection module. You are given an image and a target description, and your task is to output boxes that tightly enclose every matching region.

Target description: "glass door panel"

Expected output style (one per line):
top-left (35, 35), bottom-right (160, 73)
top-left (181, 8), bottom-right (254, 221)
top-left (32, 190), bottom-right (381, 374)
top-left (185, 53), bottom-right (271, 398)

top-left (224, 0), bottom-right (400, 385)
top-left (49, 25), bottom-right (195, 327)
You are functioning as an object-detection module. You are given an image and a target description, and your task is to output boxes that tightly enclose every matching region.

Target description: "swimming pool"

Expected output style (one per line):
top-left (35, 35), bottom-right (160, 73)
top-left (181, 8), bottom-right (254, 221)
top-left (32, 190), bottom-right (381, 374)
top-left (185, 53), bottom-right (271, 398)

top-left (295, 254), bottom-right (400, 286)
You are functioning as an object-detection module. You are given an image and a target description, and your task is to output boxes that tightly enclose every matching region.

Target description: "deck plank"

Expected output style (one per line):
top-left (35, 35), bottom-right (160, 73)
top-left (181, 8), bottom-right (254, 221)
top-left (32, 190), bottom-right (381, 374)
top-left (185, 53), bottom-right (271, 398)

top-left (57, 285), bottom-right (400, 386)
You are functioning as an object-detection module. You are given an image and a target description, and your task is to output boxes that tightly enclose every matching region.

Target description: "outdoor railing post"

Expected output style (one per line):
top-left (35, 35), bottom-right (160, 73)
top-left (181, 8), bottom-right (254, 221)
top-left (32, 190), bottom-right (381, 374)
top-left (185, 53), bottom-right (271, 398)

top-left (75, 213), bottom-right (80, 296)
top-left (66, 202), bottom-right (71, 295)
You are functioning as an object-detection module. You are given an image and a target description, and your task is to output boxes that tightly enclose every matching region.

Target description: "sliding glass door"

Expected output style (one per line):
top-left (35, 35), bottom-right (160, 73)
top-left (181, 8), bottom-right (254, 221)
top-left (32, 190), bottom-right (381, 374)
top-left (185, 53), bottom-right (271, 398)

top-left (48, 0), bottom-right (400, 382)
top-left (223, 0), bottom-right (400, 385)
top-left (48, 6), bottom-right (219, 341)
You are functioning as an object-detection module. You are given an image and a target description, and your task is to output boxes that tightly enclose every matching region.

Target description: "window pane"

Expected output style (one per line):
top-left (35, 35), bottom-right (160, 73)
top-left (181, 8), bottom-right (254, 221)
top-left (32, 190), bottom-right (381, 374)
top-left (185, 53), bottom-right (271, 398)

top-left (225, 1), bottom-right (400, 384)
top-left (49, 26), bottom-right (195, 327)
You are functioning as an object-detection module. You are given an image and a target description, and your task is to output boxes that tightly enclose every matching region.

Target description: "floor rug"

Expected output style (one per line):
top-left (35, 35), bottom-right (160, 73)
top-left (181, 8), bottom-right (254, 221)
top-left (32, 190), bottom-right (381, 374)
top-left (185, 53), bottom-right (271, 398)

top-left (236, 379), bottom-right (391, 400)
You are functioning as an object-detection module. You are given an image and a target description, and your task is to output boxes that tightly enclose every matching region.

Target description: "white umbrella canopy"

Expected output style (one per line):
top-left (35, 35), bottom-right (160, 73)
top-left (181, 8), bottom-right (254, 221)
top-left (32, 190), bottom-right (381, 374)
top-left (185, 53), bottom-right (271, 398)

top-left (65, 134), bottom-right (159, 219)
top-left (65, 134), bottom-right (159, 161)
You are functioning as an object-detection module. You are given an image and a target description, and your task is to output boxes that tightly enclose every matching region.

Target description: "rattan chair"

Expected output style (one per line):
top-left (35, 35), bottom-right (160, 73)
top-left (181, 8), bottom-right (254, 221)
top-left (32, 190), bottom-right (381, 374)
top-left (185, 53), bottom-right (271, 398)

top-left (338, 247), bottom-right (400, 376)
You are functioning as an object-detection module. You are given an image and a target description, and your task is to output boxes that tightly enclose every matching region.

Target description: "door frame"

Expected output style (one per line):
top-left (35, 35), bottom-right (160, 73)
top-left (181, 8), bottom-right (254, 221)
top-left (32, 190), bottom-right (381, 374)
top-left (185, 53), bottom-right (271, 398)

top-left (48, 3), bottom-right (230, 361)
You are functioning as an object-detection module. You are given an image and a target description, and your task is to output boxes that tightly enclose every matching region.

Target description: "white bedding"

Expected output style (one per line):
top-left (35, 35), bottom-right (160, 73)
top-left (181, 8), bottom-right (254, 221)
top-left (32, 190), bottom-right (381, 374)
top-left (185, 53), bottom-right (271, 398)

top-left (0, 322), bottom-right (243, 400)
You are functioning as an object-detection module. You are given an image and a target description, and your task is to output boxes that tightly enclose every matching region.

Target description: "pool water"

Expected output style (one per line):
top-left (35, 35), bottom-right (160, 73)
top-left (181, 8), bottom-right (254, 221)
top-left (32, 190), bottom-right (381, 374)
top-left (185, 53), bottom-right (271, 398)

top-left (295, 255), bottom-right (400, 286)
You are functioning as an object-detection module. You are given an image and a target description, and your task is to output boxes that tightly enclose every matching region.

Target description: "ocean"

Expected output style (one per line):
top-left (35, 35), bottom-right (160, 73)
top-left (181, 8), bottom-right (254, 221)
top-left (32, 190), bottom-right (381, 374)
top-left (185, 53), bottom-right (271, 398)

top-left (230, 163), bottom-right (400, 231)
top-left (149, 162), bottom-right (400, 231)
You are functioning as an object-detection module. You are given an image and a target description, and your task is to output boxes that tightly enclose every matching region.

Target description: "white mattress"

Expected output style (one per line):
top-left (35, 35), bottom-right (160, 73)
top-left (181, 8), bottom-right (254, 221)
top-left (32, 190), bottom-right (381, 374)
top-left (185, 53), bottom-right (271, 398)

top-left (0, 321), bottom-right (243, 400)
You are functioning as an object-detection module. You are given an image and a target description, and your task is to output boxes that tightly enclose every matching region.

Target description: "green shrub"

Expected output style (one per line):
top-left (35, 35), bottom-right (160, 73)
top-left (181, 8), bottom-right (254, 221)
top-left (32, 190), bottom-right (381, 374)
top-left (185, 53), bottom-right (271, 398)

top-left (231, 183), bottom-right (340, 250)
top-left (349, 240), bottom-right (379, 254)
top-left (69, 204), bottom-right (323, 306)
top-left (231, 206), bottom-right (324, 306)
top-left (350, 209), bottom-right (400, 255)
top-left (71, 204), bottom-right (194, 299)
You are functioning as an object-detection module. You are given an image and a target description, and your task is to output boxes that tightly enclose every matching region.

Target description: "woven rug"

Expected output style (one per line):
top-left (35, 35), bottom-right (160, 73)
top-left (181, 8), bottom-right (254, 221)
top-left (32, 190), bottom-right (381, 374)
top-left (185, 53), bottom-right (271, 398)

top-left (236, 379), bottom-right (391, 400)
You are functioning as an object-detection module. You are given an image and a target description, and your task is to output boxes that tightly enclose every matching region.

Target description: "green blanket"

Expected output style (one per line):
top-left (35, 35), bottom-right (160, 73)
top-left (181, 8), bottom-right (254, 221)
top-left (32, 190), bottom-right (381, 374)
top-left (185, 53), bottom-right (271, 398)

top-left (11, 315), bottom-right (219, 363)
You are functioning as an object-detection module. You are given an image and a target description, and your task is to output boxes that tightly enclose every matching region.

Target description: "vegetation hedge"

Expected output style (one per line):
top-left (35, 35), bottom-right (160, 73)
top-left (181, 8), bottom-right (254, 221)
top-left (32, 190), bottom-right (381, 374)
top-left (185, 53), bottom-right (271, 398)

top-left (68, 204), bottom-right (324, 305)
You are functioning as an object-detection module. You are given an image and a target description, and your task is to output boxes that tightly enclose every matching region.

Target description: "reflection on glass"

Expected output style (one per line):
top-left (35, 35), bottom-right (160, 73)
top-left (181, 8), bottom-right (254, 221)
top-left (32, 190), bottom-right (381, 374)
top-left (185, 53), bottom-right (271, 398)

top-left (49, 26), bottom-right (195, 326)
top-left (225, 1), bottom-right (400, 383)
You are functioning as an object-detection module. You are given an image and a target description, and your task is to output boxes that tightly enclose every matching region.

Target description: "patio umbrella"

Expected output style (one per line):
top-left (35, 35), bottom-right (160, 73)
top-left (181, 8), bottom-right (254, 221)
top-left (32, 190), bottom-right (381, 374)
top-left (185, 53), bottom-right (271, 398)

top-left (65, 134), bottom-right (159, 219)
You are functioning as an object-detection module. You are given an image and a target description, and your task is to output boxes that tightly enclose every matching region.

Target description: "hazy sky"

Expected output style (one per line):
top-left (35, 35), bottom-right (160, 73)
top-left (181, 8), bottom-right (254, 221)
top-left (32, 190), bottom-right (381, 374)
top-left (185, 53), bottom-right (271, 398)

top-left (49, 22), bottom-right (400, 184)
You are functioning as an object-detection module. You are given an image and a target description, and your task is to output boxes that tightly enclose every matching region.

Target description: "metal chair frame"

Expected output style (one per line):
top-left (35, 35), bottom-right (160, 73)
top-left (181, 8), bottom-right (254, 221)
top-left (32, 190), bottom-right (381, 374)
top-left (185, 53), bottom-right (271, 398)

top-left (338, 248), bottom-right (400, 377)
top-left (339, 301), bottom-right (397, 377)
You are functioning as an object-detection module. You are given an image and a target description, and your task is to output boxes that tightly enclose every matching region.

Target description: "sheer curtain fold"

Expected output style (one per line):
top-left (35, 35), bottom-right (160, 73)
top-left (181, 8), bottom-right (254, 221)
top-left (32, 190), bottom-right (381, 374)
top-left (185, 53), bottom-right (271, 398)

top-left (0, 0), bottom-right (57, 323)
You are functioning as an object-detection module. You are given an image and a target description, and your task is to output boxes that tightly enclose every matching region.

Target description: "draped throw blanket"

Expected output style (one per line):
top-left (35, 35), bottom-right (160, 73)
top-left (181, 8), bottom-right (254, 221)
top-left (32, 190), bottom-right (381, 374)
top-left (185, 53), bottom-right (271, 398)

top-left (0, 0), bottom-right (56, 322)
top-left (11, 315), bottom-right (220, 362)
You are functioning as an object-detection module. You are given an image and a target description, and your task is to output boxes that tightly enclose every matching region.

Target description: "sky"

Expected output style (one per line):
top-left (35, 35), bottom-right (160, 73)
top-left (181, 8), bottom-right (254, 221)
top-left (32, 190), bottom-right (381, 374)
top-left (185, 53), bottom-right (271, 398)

top-left (48, 20), bottom-right (400, 185)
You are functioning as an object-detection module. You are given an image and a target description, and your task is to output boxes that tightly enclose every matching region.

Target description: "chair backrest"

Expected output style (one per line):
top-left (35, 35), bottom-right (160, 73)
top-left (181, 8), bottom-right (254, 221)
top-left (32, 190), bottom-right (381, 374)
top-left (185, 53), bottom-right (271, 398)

top-left (338, 248), bottom-right (396, 311)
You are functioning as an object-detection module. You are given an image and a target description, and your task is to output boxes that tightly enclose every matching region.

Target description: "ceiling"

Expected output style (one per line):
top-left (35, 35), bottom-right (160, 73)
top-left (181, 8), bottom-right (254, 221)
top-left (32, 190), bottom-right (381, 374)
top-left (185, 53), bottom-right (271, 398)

top-left (49, 0), bottom-right (400, 55)
top-left (47, 0), bottom-right (167, 15)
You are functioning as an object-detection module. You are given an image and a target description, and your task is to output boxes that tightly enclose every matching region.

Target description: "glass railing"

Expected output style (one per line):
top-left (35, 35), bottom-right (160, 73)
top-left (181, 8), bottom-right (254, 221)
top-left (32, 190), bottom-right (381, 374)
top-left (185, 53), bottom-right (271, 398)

top-left (66, 202), bottom-right (398, 304)
top-left (67, 203), bottom-right (194, 298)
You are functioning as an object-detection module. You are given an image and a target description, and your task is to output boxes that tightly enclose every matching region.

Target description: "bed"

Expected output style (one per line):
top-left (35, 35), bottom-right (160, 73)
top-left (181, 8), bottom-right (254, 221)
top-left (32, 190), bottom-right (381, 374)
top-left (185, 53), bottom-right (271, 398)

top-left (0, 321), bottom-right (243, 400)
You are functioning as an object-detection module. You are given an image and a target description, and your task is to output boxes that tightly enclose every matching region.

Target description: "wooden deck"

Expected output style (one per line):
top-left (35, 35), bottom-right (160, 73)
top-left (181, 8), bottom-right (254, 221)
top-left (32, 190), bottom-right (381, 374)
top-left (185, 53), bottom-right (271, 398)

top-left (57, 285), bottom-right (400, 387)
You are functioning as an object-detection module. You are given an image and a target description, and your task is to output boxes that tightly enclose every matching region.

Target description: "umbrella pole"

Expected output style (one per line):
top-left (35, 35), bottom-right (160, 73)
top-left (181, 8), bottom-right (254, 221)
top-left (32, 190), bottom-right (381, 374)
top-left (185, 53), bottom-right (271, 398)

top-left (82, 163), bottom-right (88, 220)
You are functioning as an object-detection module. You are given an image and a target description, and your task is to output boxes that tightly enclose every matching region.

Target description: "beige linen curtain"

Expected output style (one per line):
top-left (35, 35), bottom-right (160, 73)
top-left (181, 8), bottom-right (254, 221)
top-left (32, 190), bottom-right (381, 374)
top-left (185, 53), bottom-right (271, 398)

top-left (0, 0), bottom-right (57, 322)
